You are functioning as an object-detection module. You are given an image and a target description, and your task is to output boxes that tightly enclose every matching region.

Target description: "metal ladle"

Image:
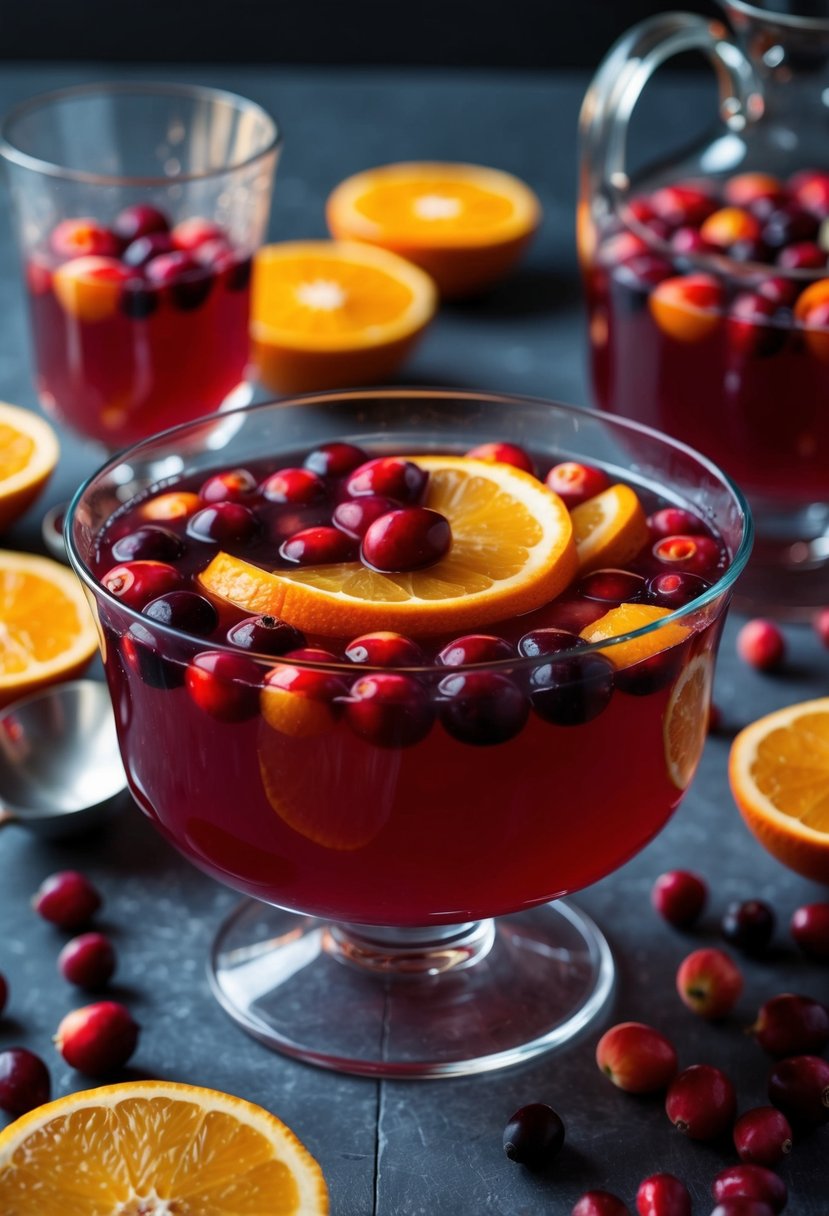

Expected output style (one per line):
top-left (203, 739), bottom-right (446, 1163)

top-left (0, 680), bottom-right (127, 839)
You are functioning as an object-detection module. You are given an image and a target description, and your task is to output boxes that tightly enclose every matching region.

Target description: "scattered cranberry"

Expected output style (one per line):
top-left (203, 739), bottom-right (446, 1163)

top-left (51, 217), bottom-right (120, 259)
top-left (121, 231), bottom-right (174, 269)
top-left (280, 526), bottom-right (357, 565)
top-left (752, 994), bottom-right (829, 1058)
top-left (712, 1164), bottom-right (787, 1214)
top-left (439, 671), bottom-right (528, 745)
top-left (502, 1102), bottom-right (565, 1169)
top-left (572, 1191), bottom-right (630, 1216)
top-left (647, 571), bottom-right (710, 610)
top-left (736, 619), bottom-right (785, 671)
top-left (727, 292), bottom-right (786, 358)
top-left (113, 203), bottom-right (170, 243)
top-left (33, 871), bottom-right (102, 929)
top-left (649, 507), bottom-right (708, 538)
top-left (721, 899), bottom-right (776, 956)
top-left (636, 1173), bottom-right (691, 1216)
top-left (710, 1203), bottom-right (776, 1216)
top-left (332, 494), bottom-right (399, 540)
top-left (185, 651), bottom-right (261, 722)
top-left (465, 441), bottom-right (534, 474)
top-left (0, 973), bottom-right (6, 1016)
top-left (651, 870), bottom-right (707, 928)
top-left (102, 561), bottom-right (182, 611)
top-left (144, 591), bottom-right (218, 636)
top-left (518, 627), bottom-right (584, 657)
top-left (768, 1054), bottom-right (829, 1127)
top-left (0, 1048), bottom-right (50, 1114)
top-left (58, 932), bottom-right (117, 989)
top-left (199, 468), bottom-right (257, 504)
top-left (813, 608), bottom-right (829, 648)
top-left (676, 948), bottom-right (743, 1019)
top-left (345, 456), bottom-right (427, 504)
top-left (345, 632), bottom-right (424, 667)
top-left (227, 614), bottom-right (305, 655)
top-left (545, 461), bottom-right (610, 509)
top-left (112, 526), bottom-right (184, 564)
top-left (303, 441), bottom-right (367, 477)
top-left (55, 1001), bottom-right (139, 1076)
top-left (187, 502), bottom-right (258, 544)
top-left (790, 902), bottom-right (829, 960)
top-left (579, 568), bottom-right (646, 603)
top-left (530, 652), bottom-right (615, 725)
top-left (652, 534), bottom-right (721, 576)
top-left (733, 1106), bottom-right (793, 1167)
top-left (261, 467), bottom-right (326, 505)
top-left (361, 507), bottom-right (451, 573)
top-left (437, 634), bottom-right (515, 666)
top-left (595, 1021), bottom-right (678, 1094)
top-left (666, 1064), bottom-right (737, 1140)
top-left (346, 673), bottom-right (433, 748)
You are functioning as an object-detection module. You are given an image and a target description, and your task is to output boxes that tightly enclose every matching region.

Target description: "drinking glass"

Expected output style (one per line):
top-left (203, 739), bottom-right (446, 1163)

top-left (66, 389), bottom-right (752, 1077)
top-left (1, 82), bottom-right (280, 450)
top-left (579, 1), bottom-right (829, 616)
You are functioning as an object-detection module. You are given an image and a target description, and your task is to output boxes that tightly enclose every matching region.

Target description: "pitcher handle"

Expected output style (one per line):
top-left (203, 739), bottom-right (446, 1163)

top-left (579, 12), bottom-right (762, 226)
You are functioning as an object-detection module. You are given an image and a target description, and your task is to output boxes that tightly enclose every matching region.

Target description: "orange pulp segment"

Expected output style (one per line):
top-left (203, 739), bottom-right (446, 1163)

top-left (580, 603), bottom-right (689, 669)
top-left (0, 403), bottom-right (59, 533)
top-left (570, 483), bottom-right (650, 573)
top-left (663, 654), bottom-right (714, 790)
top-left (199, 455), bottom-right (576, 637)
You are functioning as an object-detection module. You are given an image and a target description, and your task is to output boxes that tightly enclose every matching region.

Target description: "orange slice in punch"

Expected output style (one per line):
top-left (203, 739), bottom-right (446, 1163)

top-left (580, 603), bottom-right (689, 670)
top-left (0, 402), bottom-right (59, 533)
top-left (200, 456), bottom-right (576, 637)
top-left (570, 483), bottom-right (649, 573)
top-left (664, 653), bottom-right (714, 790)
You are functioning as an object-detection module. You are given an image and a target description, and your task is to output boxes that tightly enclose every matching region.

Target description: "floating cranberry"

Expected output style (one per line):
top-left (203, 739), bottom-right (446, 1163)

top-left (345, 456), bottom-right (427, 504)
top-left (280, 525), bottom-right (357, 565)
top-left (751, 993), bottom-right (829, 1058)
top-left (763, 204), bottom-right (819, 248)
top-left (814, 607), bottom-right (829, 648)
top-left (502, 1102), bottom-right (565, 1170)
top-left (199, 468), bottom-right (257, 504)
top-left (579, 568), bottom-right (646, 604)
top-left (361, 507), bottom-right (451, 573)
top-left (187, 502), bottom-right (258, 544)
top-left (729, 238), bottom-right (771, 264)
top-left (647, 571), bottom-right (710, 611)
top-left (725, 172), bottom-right (785, 209)
top-left (518, 627), bottom-right (584, 657)
top-left (733, 1106), bottom-right (793, 1167)
top-left (102, 561), bottom-right (183, 611)
top-left (112, 525), bottom-right (184, 564)
top-left (0, 1048), bottom-right (50, 1115)
top-left (224, 253), bottom-right (252, 291)
top-left (614, 253), bottom-right (673, 294)
top-left (113, 204), bottom-right (170, 243)
top-left (185, 651), bottom-right (261, 722)
top-left (304, 441), bottom-right (367, 477)
top-left (650, 184), bottom-right (716, 228)
top-left (712, 1165), bottom-right (787, 1214)
top-left (120, 281), bottom-right (159, 319)
top-left (193, 236), bottom-right (234, 272)
top-left (144, 591), bottom-right (218, 637)
top-left (121, 231), bottom-right (174, 269)
top-left (701, 206), bottom-right (761, 249)
top-left (346, 672), bottom-right (433, 748)
top-left (572, 1191), bottom-right (630, 1216)
top-left (0, 973), bottom-right (6, 1016)
top-left (615, 643), bottom-right (685, 697)
top-left (56, 1001), bottom-right (139, 1076)
top-left (529, 652), bottom-right (614, 726)
top-left (671, 225), bottom-right (715, 256)
top-left (648, 507), bottom-right (708, 538)
top-left (757, 275), bottom-right (798, 307)
top-left (122, 622), bottom-right (184, 690)
top-left (652, 534), bottom-right (721, 576)
top-left (145, 251), bottom-right (213, 310)
top-left (636, 1173), bottom-right (691, 1216)
top-left (790, 902), bottom-right (829, 960)
top-left (777, 240), bottom-right (826, 271)
top-left (33, 871), bottom-right (102, 929)
top-left (465, 441), bottom-right (534, 474)
top-left (545, 461), bottom-right (610, 509)
top-left (58, 932), bottom-right (117, 989)
top-left (227, 614), bottom-right (305, 655)
top-left (676, 947), bottom-right (743, 1019)
top-left (768, 1054), bottom-right (829, 1127)
top-left (171, 216), bottom-right (225, 251)
top-left (595, 1021), bottom-right (678, 1094)
top-left (345, 632), bottom-right (424, 667)
top-left (651, 870), bottom-right (707, 928)
top-left (437, 634), bottom-right (515, 666)
top-left (599, 231), bottom-right (649, 266)
top-left (721, 899), bottom-right (776, 956)
top-left (261, 467), bottom-right (326, 505)
top-left (727, 292), bottom-right (786, 358)
top-left (50, 217), bottom-right (120, 260)
top-left (332, 494), bottom-right (398, 540)
top-left (260, 654), bottom-right (346, 737)
top-left (736, 619), bottom-right (785, 671)
top-left (666, 1064), bottom-right (737, 1140)
top-left (790, 169), bottom-right (829, 218)
top-left (439, 671), bottom-right (528, 745)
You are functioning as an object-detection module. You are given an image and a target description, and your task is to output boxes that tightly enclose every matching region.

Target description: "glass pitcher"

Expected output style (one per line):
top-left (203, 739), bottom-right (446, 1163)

top-left (579, 1), bottom-right (829, 616)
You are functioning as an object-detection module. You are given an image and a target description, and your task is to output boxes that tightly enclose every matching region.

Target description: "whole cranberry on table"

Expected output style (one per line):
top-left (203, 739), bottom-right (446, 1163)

top-left (666, 1064), bottom-right (737, 1140)
top-left (595, 1022), bottom-right (678, 1094)
top-left (0, 1048), bottom-right (50, 1115)
top-left (733, 1106), bottom-right (793, 1167)
top-left (790, 902), bottom-right (829, 960)
top-left (651, 869), bottom-right (707, 928)
top-left (636, 1173), bottom-right (691, 1216)
top-left (572, 1192), bottom-right (630, 1216)
top-left (33, 871), bottom-right (102, 930)
top-left (55, 1001), bottom-right (140, 1076)
top-left (501, 1102), bottom-right (565, 1169)
top-left (712, 1164), bottom-right (787, 1215)
top-left (675, 948), bottom-right (743, 1019)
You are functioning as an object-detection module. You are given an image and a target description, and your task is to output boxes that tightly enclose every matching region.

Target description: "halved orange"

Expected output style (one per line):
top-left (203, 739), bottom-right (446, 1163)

top-left (729, 698), bottom-right (829, 884)
top-left (326, 162), bottom-right (541, 297)
top-left (0, 403), bottom-right (59, 533)
top-left (570, 483), bottom-right (649, 573)
top-left (664, 653), bottom-right (714, 790)
top-left (200, 456), bottom-right (576, 636)
top-left (0, 1080), bottom-right (329, 1215)
top-left (0, 550), bottom-right (98, 708)
top-left (250, 240), bottom-right (437, 394)
top-left (580, 603), bottom-right (689, 669)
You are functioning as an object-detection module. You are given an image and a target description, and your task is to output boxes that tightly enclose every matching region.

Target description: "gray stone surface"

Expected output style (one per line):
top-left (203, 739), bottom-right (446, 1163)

top-left (0, 63), bottom-right (827, 1215)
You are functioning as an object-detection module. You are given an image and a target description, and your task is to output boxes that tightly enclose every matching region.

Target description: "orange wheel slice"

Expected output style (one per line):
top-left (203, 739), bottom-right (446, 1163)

top-left (663, 653), bottom-right (714, 790)
top-left (326, 162), bottom-right (541, 298)
top-left (0, 403), bottom-right (59, 533)
top-left (570, 483), bottom-right (649, 573)
top-left (0, 550), bottom-right (98, 708)
top-left (0, 1080), bottom-right (329, 1215)
top-left (729, 697), bottom-right (829, 884)
top-left (250, 240), bottom-right (437, 394)
top-left (580, 603), bottom-right (689, 669)
top-left (200, 456), bottom-right (576, 637)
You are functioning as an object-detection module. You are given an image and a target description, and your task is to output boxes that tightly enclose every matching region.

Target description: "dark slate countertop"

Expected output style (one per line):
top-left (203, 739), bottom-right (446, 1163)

top-left (0, 63), bottom-right (827, 1216)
